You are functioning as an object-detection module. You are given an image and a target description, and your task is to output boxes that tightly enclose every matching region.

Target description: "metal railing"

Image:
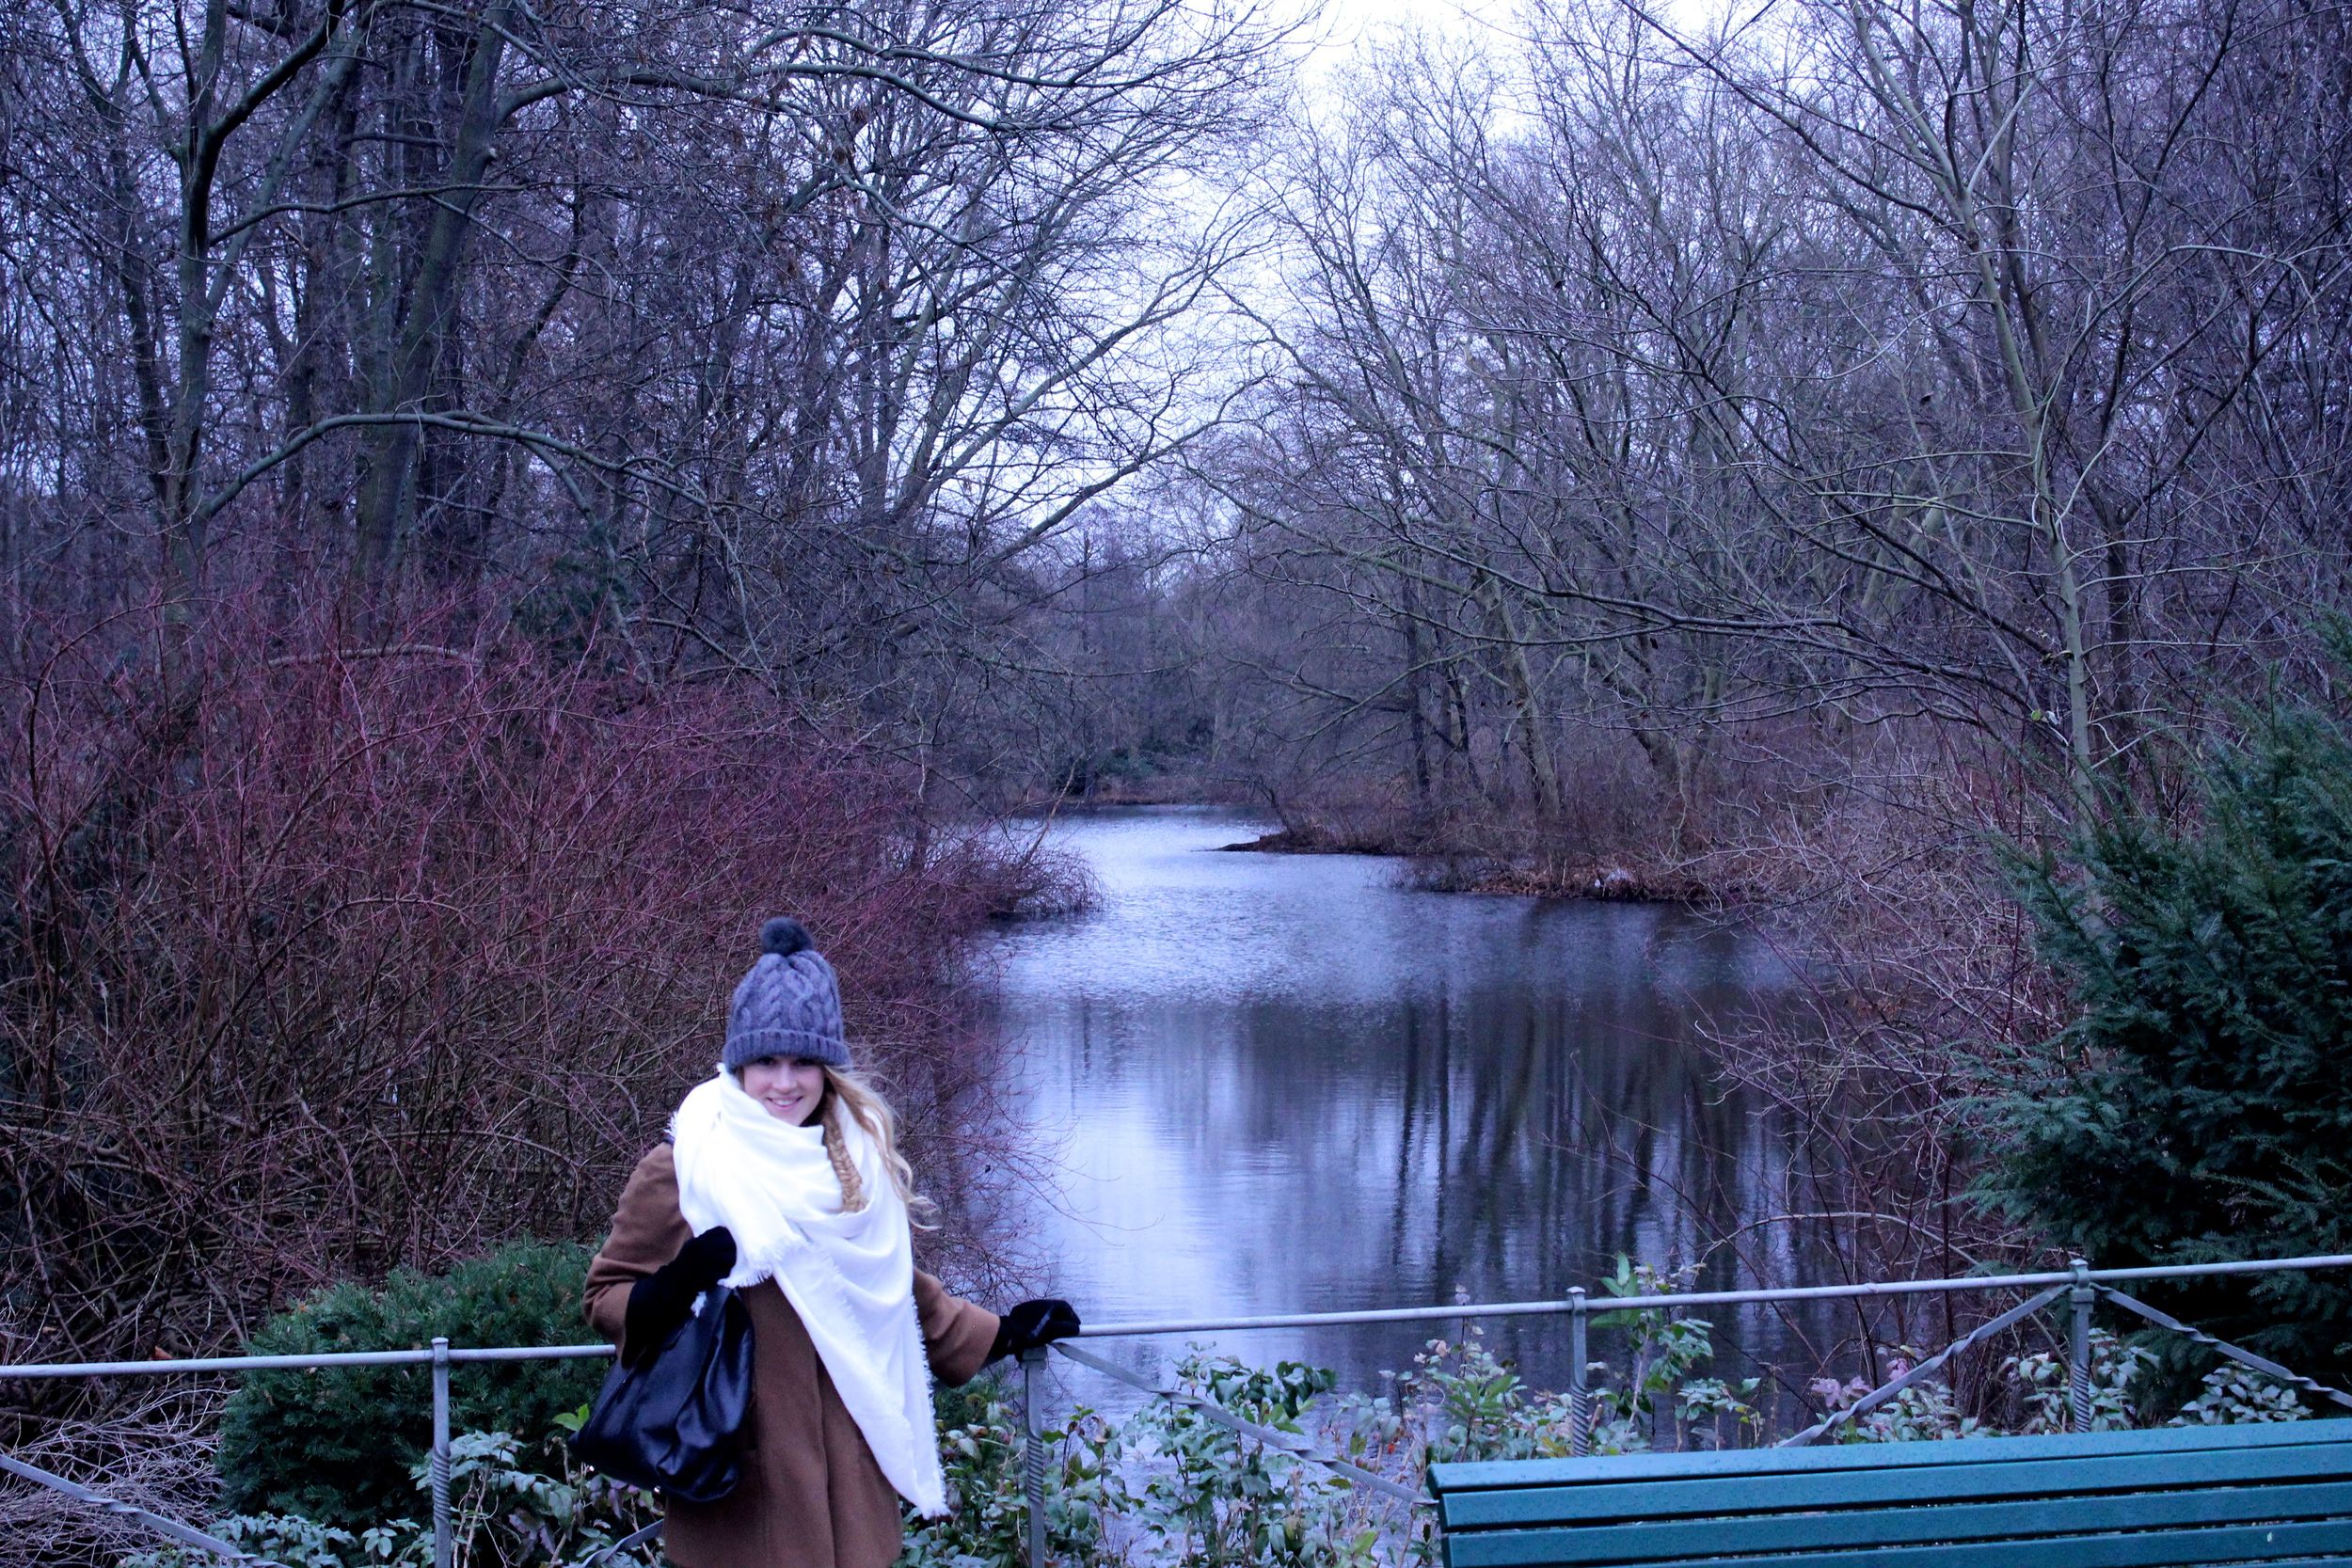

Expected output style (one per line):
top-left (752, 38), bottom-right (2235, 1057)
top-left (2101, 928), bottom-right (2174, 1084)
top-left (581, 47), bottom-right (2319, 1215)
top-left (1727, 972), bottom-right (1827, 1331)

top-left (6, 1253), bottom-right (2352, 1568)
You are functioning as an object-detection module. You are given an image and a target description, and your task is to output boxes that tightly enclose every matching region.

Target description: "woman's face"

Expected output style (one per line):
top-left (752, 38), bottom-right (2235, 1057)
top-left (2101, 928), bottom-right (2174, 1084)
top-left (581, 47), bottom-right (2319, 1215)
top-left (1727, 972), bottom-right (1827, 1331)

top-left (739, 1057), bottom-right (825, 1125)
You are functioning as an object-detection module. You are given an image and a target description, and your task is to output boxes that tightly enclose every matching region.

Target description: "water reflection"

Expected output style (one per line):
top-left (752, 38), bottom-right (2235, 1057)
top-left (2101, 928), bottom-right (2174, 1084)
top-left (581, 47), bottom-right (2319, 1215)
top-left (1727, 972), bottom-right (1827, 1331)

top-left (977, 806), bottom-right (1812, 1399)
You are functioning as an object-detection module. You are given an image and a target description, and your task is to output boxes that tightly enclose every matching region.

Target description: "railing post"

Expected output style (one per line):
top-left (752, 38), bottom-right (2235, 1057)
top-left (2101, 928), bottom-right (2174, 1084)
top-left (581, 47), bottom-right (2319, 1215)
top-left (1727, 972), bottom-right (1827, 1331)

top-left (431, 1336), bottom-right (453, 1568)
top-left (1021, 1346), bottom-right (1048, 1568)
top-left (2068, 1258), bottom-right (2093, 1433)
top-left (1567, 1287), bottom-right (1590, 1457)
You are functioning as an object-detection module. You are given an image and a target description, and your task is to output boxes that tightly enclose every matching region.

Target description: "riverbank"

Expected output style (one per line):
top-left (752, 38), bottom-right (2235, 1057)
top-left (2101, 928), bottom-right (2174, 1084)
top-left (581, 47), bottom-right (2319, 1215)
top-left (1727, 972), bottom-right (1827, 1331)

top-left (1217, 825), bottom-right (1709, 901)
top-left (1005, 755), bottom-right (1724, 901)
top-left (1210, 811), bottom-right (1718, 903)
top-left (1012, 769), bottom-right (1736, 902)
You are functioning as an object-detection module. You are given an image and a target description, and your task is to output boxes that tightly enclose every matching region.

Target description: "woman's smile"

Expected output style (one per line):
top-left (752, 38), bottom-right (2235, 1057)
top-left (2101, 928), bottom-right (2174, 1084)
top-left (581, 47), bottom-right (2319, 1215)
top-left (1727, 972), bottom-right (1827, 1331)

top-left (739, 1056), bottom-right (826, 1126)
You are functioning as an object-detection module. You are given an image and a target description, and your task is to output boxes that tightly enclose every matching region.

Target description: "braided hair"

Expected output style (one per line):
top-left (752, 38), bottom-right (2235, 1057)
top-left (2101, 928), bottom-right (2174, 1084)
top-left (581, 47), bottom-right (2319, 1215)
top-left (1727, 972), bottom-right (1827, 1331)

top-left (817, 1066), bottom-right (934, 1226)
top-left (821, 1097), bottom-right (869, 1212)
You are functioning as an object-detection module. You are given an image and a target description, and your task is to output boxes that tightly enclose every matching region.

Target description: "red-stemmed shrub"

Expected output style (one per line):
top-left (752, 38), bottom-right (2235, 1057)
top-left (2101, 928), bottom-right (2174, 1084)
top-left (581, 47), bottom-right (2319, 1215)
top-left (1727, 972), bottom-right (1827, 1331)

top-left (0, 595), bottom-right (1065, 1395)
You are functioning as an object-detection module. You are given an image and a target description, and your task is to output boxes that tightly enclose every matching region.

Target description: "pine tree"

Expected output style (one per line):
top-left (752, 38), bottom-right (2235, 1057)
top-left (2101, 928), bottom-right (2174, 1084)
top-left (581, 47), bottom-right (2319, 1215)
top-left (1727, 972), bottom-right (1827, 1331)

top-left (1994, 694), bottom-right (2352, 1386)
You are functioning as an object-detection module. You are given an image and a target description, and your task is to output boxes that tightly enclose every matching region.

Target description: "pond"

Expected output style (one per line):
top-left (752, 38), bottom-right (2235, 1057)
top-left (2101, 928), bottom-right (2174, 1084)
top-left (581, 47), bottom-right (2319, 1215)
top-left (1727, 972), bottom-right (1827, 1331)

top-left (974, 805), bottom-right (1827, 1411)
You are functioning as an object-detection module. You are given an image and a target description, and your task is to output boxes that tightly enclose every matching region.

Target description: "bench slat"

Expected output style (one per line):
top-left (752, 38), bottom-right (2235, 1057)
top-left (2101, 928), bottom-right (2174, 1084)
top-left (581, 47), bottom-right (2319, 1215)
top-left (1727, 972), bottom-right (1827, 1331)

top-left (1439, 1444), bottom-right (2352, 1529)
top-left (1429, 1421), bottom-right (2352, 1495)
top-left (1445, 1478), bottom-right (2352, 1566)
top-left (1451, 1516), bottom-right (2352, 1568)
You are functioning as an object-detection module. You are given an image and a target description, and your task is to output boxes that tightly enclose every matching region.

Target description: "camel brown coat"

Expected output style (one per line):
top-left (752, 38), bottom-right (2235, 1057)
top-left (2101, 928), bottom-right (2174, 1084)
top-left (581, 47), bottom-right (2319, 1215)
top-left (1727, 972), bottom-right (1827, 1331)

top-left (583, 1144), bottom-right (1000, 1568)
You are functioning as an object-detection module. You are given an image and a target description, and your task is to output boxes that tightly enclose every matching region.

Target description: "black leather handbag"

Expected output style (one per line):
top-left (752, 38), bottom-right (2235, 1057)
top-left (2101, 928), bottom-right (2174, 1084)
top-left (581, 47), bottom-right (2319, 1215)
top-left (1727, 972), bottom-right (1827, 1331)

top-left (570, 1284), bottom-right (755, 1503)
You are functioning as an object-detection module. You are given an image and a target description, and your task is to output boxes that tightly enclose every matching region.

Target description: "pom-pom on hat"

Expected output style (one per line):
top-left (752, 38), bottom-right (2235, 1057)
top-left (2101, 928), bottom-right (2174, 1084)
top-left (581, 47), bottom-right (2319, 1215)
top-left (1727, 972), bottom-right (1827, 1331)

top-left (723, 917), bottom-right (850, 1070)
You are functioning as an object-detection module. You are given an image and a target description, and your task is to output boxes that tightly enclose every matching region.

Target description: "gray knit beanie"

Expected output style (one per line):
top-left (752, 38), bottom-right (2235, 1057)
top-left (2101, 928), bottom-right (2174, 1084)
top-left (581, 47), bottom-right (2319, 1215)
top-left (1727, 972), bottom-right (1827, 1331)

top-left (723, 917), bottom-right (850, 1071)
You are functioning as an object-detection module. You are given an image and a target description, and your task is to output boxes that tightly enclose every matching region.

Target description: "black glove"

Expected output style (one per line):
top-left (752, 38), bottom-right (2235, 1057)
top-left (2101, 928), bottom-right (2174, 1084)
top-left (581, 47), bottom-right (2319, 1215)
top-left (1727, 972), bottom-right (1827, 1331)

top-left (622, 1227), bottom-right (736, 1368)
top-left (990, 1298), bottom-right (1081, 1362)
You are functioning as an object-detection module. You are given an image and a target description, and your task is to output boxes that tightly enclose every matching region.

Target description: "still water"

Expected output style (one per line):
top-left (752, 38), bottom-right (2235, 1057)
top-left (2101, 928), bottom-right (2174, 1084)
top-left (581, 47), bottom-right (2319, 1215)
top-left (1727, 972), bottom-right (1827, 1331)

top-left (977, 806), bottom-right (1817, 1403)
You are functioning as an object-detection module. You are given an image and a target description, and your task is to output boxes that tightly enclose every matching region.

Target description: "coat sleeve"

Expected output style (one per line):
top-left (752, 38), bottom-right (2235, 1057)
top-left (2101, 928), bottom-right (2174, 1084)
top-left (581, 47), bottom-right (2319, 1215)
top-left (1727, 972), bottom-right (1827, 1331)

top-left (914, 1270), bottom-right (1001, 1387)
top-left (583, 1145), bottom-right (692, 1356)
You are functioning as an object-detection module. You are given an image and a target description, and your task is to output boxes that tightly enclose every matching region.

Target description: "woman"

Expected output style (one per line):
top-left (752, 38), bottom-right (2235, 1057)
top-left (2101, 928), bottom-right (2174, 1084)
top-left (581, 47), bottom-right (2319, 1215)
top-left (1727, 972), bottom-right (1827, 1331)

top-left (585, 918), bottom-right (1079, 1568)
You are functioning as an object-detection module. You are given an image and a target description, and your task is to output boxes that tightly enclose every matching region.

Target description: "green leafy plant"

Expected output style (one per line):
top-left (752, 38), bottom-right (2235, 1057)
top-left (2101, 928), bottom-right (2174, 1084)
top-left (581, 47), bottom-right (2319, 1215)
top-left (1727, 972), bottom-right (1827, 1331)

top-left (128, 1415), bottom-right (660, 1568)
top-left (412, 1427), bottom-right (661, 1566)
top-left (901, 1385), bottom-right (1127, 1568)
top-left (1672, 1377), bottom-right (1765, 1449)
top-left (1397, 1264), bottom-right (1756, 1464)
top-left (215, 1243), bottom-right (608, 1530)
top-left (1587, 1259), bottom-right (1756, 1451)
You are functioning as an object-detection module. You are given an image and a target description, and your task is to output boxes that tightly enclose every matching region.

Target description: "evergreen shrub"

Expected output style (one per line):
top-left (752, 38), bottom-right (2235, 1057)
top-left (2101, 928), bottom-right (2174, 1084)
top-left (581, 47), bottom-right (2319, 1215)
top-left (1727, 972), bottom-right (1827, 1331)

top-left (215, 1243), bottom-right (607, 1530)
top-left (1994, 686), bottom-right (2352, 1385)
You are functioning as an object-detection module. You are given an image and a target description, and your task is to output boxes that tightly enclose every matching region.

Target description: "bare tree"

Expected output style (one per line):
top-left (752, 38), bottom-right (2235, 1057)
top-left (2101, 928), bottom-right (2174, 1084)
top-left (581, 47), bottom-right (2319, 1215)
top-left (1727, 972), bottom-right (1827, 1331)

top-left (1192, 0), bottom-right (2352, 838)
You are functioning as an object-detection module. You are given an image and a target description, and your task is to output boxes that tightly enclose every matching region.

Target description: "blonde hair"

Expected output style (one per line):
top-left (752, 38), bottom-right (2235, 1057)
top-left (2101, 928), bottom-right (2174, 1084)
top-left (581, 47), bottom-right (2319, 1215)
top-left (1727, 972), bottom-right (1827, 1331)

top-left (818, 1066), bottom-right (933, 1225)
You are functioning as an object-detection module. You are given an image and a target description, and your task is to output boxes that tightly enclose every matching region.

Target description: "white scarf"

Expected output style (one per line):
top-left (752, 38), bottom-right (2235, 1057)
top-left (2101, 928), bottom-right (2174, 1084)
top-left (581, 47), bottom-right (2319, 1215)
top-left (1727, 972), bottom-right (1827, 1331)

top-left (670, 1069), bottom-right (946, 1516)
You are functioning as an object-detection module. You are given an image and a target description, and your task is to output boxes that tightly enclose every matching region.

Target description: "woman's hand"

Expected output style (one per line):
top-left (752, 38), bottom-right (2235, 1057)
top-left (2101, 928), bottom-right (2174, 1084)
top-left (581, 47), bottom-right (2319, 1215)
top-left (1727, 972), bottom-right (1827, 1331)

top-left (622, 1227), bottom-right (738, 1367)
top-left (989, 1298), bottom-right (1081, 1362)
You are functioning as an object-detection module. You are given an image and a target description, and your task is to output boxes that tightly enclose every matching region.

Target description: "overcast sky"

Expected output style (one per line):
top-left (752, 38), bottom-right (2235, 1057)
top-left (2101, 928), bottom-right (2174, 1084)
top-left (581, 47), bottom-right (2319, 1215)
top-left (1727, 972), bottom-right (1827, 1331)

top-left (1291, 0), bottom-right (1518, 89)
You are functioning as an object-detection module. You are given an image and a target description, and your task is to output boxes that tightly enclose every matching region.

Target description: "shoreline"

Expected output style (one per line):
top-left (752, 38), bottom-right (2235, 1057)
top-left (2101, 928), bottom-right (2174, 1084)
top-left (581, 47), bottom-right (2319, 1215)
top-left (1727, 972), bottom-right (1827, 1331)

top-left (1006, 795), bottom-right (1725, 905)
top-left (1207, 823), bottom-right (1716, 904)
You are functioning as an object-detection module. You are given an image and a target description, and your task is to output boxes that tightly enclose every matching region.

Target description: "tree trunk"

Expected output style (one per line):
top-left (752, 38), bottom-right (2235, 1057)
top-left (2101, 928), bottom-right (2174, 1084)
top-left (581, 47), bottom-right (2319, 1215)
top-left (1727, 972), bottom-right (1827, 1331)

top-left (1482, 574), bottom-right (1562, 819)
top-left (353, 7), bottom-right (512, 581)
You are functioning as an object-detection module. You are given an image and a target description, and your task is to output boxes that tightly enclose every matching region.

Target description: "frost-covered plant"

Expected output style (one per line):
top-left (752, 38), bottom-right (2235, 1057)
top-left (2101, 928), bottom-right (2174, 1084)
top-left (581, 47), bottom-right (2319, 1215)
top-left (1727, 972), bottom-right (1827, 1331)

top-left (1123, 1353), bottom-right (1385, 1568)
top-left (1406, 1328), bottom-right (1543, 1464)
top-left (121, 1513), bottom-right (405, 1568)
top-left (2167, 1366), bottom-right (2312, 1425)
top-left (421, 1427), bottom-right (662, 1565)
top-left (1396, 1264), bottom-right (1755, 1462)
top-left (901, 1387), bottom-right (1127, 1568)
top-left (1810, 1355), bottom-right (1985, 1444)
top-left (121, 1416), bottom-right (660, 1568)
top-left (2003, 1328), bottom-right (2154, 1433)
top-left (1586, 1259), bottom-right (1757, 1451)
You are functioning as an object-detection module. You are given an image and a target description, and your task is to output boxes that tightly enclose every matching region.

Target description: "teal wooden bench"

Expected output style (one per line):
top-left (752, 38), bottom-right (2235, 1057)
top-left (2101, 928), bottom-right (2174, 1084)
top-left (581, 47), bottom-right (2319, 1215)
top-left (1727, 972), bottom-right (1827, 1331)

top-left (1428, 1419), bottom-right (2352, 1567)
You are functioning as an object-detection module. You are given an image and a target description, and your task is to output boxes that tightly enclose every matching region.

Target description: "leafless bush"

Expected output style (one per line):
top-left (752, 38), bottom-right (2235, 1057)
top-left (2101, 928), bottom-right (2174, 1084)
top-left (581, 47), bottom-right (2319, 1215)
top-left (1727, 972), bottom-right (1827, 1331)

top-left (1704, 741), bottom-right (2073, 1295)
top-left (0, 1385), bottom-right (224, 1568)
top-left (0, 592), bottom-right (1083, 1418)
